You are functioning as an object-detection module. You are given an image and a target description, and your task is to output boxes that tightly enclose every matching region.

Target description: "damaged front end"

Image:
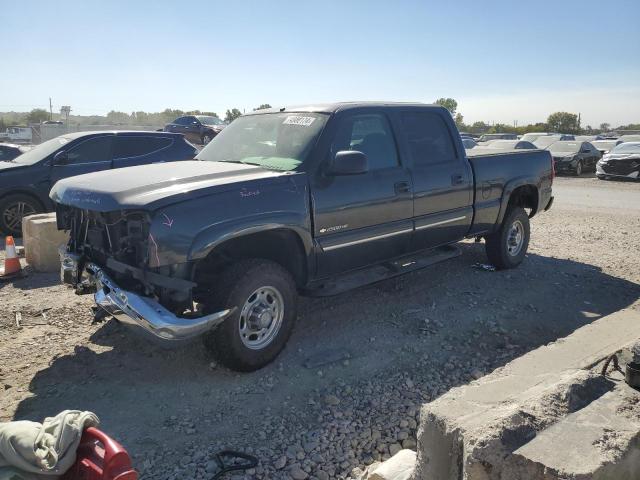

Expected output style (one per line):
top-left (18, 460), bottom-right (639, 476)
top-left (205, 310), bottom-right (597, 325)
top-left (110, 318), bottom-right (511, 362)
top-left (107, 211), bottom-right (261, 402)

top-left (57, 206), bottom-right (232, 344)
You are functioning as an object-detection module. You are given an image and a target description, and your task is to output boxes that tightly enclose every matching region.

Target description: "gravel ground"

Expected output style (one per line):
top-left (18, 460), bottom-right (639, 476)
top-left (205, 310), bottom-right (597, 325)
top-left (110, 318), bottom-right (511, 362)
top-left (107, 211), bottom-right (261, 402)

top-left (1, 176), bottom-right (639, 480)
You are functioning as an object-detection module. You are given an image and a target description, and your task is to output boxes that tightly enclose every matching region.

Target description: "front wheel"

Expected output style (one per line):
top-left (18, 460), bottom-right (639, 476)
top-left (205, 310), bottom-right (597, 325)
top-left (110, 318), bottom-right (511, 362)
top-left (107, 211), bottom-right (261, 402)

top-left (203, 259), bottom-right (297, 371)
top-left (0, 194), bottom-right (42, 236)
top-left (574, 160), bottom-right (583, 176)
top-left (201, 134), bottom-right (212, 145)
top-left (485, 207), bottom-right (530, 269)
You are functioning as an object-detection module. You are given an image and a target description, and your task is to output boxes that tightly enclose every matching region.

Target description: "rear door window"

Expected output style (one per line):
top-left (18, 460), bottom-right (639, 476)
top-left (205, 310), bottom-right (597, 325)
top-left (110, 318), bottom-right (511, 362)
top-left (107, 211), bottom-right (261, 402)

top-left (401, 112), bottom-right (457, 166)
top-left (66, 136), bottom-right (113, 163)
top-left (114, 136), bottom-right (173, 159)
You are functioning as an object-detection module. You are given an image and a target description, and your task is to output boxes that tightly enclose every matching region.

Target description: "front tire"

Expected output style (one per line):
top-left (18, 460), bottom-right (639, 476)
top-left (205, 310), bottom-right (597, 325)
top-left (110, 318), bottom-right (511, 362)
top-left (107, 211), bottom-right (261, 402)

top-left (0, 193), bottom-right (43, 236)
top-left (574, 160), bottom-right (583, 176)
top-left (201, 134), bottom-right (212, 145)
top-left (485, 207), bottom-right (530, 269)
top-left (203, 259), bottom-right (297, 371)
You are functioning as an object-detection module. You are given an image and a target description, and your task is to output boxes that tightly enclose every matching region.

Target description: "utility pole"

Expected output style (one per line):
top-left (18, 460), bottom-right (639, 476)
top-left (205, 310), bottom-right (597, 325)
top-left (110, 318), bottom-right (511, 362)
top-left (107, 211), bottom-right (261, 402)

top-left (49, 98), bottom-right (53, 121)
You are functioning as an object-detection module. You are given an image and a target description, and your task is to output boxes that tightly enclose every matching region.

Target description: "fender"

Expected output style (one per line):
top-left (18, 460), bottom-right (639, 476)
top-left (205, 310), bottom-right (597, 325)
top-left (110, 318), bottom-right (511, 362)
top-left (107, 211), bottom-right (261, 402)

top-left (188, 212), bottom-right (314, 262)
top-left (495, 176), bottom-right (540, 226)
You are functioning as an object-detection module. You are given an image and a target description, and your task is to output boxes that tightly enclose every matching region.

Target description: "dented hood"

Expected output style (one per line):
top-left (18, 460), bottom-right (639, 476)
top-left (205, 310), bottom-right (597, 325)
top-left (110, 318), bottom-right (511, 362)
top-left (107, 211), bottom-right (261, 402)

top-left (50, 160), bottom-right (292, 211)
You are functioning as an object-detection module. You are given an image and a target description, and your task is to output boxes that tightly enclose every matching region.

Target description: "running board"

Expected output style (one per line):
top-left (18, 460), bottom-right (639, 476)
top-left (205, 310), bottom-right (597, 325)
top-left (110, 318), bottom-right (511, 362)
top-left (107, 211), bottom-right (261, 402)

top-left (303, 245), bottom-right (461, 297)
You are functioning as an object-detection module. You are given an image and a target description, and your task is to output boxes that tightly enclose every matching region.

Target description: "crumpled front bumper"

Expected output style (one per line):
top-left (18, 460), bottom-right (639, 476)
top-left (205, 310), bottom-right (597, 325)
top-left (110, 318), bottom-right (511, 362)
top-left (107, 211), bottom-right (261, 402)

top-left (59, 249), bottom-right (233, 345)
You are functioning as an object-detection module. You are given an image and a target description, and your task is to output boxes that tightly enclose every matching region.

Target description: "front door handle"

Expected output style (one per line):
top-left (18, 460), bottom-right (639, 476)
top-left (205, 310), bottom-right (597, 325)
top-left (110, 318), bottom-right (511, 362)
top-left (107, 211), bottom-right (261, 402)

top-left (394, 181), bottom-right (410, 194)
top-left (451, 174), bottom-right (465, 185)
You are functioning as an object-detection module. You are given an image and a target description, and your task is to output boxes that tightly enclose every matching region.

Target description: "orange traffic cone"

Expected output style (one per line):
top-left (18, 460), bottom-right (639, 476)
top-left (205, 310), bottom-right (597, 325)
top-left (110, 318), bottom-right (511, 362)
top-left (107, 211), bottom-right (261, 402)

top-left (0, 236), bottom-right (23, 280)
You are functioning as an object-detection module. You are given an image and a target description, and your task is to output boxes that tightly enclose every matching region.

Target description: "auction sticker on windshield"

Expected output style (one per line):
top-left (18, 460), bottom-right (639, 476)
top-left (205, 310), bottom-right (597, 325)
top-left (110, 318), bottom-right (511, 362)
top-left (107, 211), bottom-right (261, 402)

top-left (283, 116), bottom-right (316, 127)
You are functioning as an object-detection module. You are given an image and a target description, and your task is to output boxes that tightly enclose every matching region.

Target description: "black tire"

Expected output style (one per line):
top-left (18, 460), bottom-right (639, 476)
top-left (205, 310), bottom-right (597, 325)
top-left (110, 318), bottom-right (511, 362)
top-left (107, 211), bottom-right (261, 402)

top-left (597, 175), bottom-right (607, 181)
top-left (203, 259), bottom-right (297, 371)
top-left (485, 207), bottom-right (530, 270)
top-left (574, 160), bottom-right (583, 176)
top-left (201, 133), bottom-right (212, 145)
top-left (0, 193), bottom-right (43, 237)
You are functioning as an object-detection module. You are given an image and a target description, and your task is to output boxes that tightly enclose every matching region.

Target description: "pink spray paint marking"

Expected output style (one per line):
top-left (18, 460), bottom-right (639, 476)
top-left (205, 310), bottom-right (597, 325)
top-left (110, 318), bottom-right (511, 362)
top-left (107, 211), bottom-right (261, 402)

top-left (148, 233), bottom-right (160, 267)
top-left (161, 213), bottom-right (174, 227)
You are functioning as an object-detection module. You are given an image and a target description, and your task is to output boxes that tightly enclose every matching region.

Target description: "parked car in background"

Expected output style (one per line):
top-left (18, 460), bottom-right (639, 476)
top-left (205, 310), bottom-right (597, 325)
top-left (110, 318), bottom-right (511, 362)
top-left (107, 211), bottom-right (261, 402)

top-left (477, 133), bottom-right (517, 143)
top-left (532, 135), bottom-right (574, 149)
top-left (462, 138), bottom-right (477, 149)
top-left (0, 131), bottom-right (198, 235)
top-left (521, 132), bottom-right (553, 143)
top-left (592, 139), bottom-right (623, 155)
top-left (545, 141), bottom-right (600, 175)
top-left (597, 142), bottom-right (640, 181)
top-left (0, 143), bottom-right (32, 161)
top-left (574, 135), bottom-right (604, 141)
top-left (164, 115), bottom-right (226, 145)
top-left (619, 135), bottom-right (640, 143)
top-left (4, 126), bottom-right (32, 143)
top-left (483, 140), bottom-right (537, 150)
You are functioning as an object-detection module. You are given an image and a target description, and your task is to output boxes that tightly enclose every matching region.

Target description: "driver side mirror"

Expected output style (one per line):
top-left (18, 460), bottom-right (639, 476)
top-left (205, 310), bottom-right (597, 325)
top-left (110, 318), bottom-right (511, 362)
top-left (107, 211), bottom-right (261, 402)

top-left (53, 151), bottom-right (69, 166)
top-left (328, 150), bottom-right (369, 175)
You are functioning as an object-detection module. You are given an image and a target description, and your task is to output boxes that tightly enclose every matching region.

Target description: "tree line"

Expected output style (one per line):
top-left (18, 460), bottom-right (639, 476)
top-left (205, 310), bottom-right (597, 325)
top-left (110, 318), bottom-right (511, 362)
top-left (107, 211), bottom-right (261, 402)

top-left (434, 97), bottom-right (637, 135)
top-left (1, 102), bottom-right (637, 135)
top-left (0, 104), bottom-right (274, 131)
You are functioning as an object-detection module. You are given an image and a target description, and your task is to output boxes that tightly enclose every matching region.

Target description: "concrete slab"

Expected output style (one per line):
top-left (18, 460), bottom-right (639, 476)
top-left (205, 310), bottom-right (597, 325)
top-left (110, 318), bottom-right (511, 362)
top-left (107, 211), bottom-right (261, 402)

top-left (22, 213), bottom-right (68, 273)
top-left (509, 378), bottom-right (640, 479)
top-left (413, 308), bottom-right (640, 480)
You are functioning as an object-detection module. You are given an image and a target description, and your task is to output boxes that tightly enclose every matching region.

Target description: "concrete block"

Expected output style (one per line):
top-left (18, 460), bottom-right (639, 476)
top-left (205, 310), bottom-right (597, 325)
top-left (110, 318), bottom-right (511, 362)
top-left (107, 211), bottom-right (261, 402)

top-left (369, 449), bottom-right (416, 480)
top-left (22, 213), bottom-right (69, 273)
top-left (413, 308), bottom-right (640, 480)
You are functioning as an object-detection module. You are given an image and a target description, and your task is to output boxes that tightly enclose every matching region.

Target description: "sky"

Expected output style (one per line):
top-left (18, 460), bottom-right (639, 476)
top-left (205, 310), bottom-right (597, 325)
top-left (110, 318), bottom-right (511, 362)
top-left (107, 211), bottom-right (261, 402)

top-left (1, 0), bottom-right (639, 127)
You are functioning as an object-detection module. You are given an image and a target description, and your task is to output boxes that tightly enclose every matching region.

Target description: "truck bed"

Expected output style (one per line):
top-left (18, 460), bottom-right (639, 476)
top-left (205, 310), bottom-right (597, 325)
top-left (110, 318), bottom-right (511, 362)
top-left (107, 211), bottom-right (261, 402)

top-left (466, 149), bottom-right (553, 235)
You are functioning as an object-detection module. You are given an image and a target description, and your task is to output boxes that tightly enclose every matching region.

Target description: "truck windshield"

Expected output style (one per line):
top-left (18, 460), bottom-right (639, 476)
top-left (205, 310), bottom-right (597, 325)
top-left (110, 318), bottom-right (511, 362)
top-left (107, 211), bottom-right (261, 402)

top-left (11, 136), bottom-right (69, 165)
top-left (196, 112), bottom-right (328, 171)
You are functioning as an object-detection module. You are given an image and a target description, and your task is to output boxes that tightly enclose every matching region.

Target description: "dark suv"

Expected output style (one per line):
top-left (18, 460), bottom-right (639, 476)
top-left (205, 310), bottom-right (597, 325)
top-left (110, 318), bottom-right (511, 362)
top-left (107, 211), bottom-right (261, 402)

top-left (164, 115), bottom-right (226, 145)
top-left (0, 130), bottom-right (197, 235)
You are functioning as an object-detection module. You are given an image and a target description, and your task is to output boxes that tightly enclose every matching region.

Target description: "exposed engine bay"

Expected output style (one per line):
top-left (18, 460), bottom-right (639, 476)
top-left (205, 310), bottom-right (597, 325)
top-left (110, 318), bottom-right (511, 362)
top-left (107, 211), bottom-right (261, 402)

top-left (56, 205), bottom-right (196, 312)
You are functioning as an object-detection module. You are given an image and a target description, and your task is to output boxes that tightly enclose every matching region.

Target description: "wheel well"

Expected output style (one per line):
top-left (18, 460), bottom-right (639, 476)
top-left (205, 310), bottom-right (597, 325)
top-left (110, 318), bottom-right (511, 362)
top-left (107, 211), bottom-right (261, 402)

top-left (194, 229), bottom-right (307, 288)
top-left (508, 185), bottom-right (538, 217)
top-left (0, 190), bottom-right (46, 210)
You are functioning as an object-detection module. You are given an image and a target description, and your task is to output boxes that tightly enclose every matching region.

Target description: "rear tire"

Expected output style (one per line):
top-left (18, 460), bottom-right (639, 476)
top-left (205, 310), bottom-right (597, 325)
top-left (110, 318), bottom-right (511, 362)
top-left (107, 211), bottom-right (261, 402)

top-left (574, 160), bottom-right (583, 176)
top-left (0, 193), bottom-right (43, 237)
top-left (485, 207), bottom-right (530, 269)
top-left (202, 259), bottom-right (297, 371)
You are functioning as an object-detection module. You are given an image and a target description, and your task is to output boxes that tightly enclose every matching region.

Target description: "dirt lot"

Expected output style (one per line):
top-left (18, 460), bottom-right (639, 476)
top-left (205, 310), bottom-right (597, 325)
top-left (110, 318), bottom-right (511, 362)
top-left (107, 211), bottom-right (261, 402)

top-left (1, 176), bottom-right (639, 480)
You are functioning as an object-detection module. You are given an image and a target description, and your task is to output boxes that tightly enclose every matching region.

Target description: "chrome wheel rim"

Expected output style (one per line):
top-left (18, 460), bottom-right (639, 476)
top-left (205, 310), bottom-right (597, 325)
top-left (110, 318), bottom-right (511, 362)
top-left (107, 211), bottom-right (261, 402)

top-left (576, 162), bottom-right (582, 175)
top-left (3, 201), bottom-right (35, 232)
top-left (203, 135), bottom-right (211, 145)
top-left (238, 286), bottom-right (284, 350)
top-left (507, 219), bottom-right (524, 256)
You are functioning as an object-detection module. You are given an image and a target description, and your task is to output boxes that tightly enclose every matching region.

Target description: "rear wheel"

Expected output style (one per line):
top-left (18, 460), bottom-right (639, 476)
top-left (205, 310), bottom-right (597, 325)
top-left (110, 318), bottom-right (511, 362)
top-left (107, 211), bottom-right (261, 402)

top-left (574, 160), bottom-right (583, 176)
top-left (202, 259), bottom-right (297, 371)
top-left (485, 207), bottom-right (530, 269)
top-left (0, 194), bottom-right (43, 236)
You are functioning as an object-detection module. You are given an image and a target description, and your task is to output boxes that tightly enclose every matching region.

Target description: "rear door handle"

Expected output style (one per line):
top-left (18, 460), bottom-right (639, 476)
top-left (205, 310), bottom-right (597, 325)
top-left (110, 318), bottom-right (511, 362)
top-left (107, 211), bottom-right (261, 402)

top-left (394, 181), bottom-right (410, 194)
top-left (451, 174), bottom-right (464, 185)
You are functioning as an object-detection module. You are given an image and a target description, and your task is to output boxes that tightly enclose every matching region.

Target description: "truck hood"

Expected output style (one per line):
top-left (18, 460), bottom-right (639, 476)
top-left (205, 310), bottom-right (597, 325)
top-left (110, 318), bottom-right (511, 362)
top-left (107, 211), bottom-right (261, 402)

top-left (50, 160), bottom-right (294, 212)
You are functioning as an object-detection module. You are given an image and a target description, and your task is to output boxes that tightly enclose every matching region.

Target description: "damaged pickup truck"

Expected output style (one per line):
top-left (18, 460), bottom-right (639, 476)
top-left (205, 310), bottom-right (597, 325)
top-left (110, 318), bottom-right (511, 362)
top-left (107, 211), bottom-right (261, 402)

top-left (52, 102), bottom-right (554, 371)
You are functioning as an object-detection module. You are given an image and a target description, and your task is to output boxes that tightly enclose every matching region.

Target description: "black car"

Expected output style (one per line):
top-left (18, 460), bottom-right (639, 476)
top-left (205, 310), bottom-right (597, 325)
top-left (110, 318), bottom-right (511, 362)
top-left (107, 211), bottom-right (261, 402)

top-left (545, 141), bottom-right (601, 176)
top-left (0, 130), bottom-right (197, 235)
top-left (596, 142), bottom-right (640, 180)
top-left (164, 115), bottom-right (226, 145)
top-left (0, 143), bottom-right (31, 161)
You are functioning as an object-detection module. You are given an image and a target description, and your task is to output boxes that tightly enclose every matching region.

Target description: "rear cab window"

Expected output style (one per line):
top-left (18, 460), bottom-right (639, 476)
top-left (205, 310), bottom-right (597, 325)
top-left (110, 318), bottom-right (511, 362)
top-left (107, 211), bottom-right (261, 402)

top-left (400, 111), bottom-right (458, 166)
